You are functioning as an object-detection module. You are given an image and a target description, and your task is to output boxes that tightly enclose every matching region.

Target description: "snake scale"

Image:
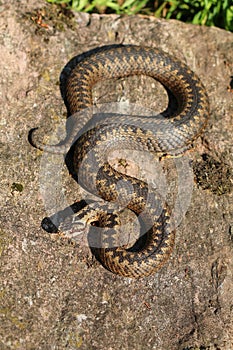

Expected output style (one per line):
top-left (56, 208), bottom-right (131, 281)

top-left (31, 45), bottom-right (209, 278)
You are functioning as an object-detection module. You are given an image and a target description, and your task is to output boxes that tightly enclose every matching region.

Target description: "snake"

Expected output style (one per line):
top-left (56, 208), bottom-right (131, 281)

top-left (30, 45), bottom-right (209, 278)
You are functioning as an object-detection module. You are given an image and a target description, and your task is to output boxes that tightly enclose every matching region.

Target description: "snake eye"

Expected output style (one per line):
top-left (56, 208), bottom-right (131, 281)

top-left (90, 220), bottom-right (100, 227)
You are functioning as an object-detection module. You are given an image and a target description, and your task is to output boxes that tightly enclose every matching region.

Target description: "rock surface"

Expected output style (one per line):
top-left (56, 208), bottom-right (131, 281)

top-left (0, 1), bottom-right (232, 349)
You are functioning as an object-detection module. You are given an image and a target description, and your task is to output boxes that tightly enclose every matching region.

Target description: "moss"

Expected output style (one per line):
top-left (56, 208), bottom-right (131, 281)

top-left (193, 153), bottom-right (233, 195)
top-left (22, 3), bottom-right (76, 37)
top-left (11, 182), bottom-right (24, 193)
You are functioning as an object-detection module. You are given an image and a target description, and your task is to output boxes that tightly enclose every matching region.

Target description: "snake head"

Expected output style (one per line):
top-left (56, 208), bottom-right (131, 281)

top-left (41, 212), bottom-right (89, 243)
top-left (58, 214), bottom-right (89, 241)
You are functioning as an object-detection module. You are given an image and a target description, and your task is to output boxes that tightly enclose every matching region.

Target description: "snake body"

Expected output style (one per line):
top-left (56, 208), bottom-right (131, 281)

top-left (31, 45), bottom-right (209, 278)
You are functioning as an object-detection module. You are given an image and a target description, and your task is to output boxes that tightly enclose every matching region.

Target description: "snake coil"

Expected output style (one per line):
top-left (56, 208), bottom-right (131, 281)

top-left (31, 45), bottom-right (209, 278)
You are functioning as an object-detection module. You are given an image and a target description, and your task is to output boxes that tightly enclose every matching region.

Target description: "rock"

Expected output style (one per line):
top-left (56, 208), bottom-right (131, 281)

top-left (0, 0), bottom-right (232, 349)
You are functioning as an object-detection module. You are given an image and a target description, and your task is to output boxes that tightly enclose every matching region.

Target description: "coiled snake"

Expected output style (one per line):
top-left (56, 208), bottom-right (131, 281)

top-left (30, 45), bottom-right (209, 278)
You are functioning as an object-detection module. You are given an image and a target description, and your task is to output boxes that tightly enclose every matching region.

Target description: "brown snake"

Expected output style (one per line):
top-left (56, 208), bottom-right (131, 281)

top-left (30, 45), bottom-right (209, 278)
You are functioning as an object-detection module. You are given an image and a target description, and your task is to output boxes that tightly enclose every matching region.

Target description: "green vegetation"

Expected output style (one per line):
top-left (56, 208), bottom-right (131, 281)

top-left (46, 0), bottom-right (233, 31)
